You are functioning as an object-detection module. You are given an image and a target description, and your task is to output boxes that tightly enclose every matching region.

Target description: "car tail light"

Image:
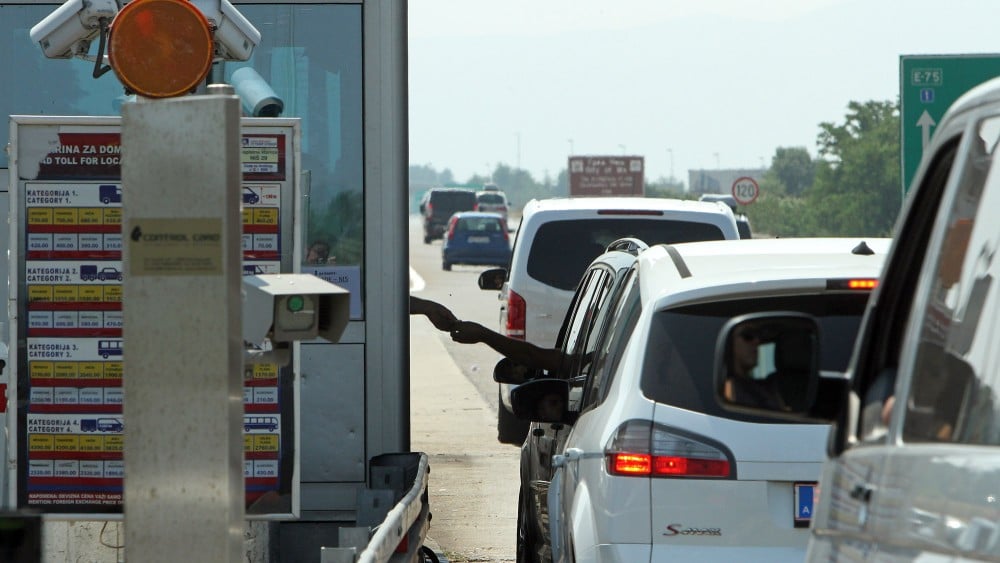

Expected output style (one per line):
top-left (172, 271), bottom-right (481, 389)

top-left (596, 209), bottom-right (664, 216)
top-left (446, 217), bottom-right (458, 240)
top-left (605, 420), bottom-right (732, 478)
top-left (426, 201), bottom-right (433, 215)
top-left (473, 203), bottom-right (480, 211)
top-left (827, 278), bottom-right (878, 290)
top-left (505, 289), bottom-right (526, 339)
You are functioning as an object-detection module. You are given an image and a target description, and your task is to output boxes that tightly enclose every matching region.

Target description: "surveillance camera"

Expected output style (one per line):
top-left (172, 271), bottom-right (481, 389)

top-left (231, 67), bottom-right (284, 117)
top-left (243, 273), bottom-right (350, 346)
top-left (190, 0), bottom-right (260, 61)
top-left (29, 0), bottom-right (119, 59)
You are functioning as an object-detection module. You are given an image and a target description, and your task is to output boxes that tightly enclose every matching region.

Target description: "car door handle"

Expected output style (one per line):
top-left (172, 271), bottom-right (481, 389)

top-left (564, 448), bottom-right (584, 461)
top-left (850, 483), bottom-right (874, 503)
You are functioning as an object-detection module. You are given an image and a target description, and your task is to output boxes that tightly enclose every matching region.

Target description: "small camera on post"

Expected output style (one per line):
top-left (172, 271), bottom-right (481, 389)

top-left (242, 273), bottom-right (350, 366)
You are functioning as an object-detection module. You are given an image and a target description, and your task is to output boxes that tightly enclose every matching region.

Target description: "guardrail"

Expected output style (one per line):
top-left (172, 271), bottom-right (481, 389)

top-left (321, 452), bottom-right (433, 563)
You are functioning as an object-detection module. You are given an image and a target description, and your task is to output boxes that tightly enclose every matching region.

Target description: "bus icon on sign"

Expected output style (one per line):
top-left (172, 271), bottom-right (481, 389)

top-left (98, 340), bottom-right (122, 358)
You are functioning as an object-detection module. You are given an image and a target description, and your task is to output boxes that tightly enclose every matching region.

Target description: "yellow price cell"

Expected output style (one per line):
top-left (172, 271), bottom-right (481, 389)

top-left (78, 285), bottom-right (103, 302)
top-left (29, 435), bottom-right (55, 451)
top-left (104, 362), bottom-right (123, 379)
top-left (53, 208), bottom-right (79, 225)
top-left (79, 435), bottom-right (104, 452)
top-left (103, 286), bottom-right (123, 302)
top-left (104, 435), bottom-right (124, 452)
top-left (53, 362), bottom-right (78, 378)
top-left (28, 286), bottom-right (54, 302)
top-left (54, 435), bottom-right (79, 452)
top-left (103, 208), bottom-right (122, 224)
top-left (252, 363), bottom-right (278, 379)
top-left (53, 286), bottom-right (79, 302)
top-left (27, 208), bottom-right (54, 224)
top-left (78, 362), bottom-right (103, 378)
top-left (253, 435), bottom-right (280, 452)
top-left (244, 434), bottom-right (254, 452)
top-left (78, 208), bottom-right (103, 225)
top-left (30, 362), bottom-right (54, 378)
top-left (253, 208), bottom-right (278, 225)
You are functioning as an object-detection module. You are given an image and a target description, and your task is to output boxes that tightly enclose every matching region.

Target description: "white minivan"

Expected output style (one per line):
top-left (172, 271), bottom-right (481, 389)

top-left (478, 196), bottom-right (740, 443)
top-left (719, 76), bottom-right (1000, 561)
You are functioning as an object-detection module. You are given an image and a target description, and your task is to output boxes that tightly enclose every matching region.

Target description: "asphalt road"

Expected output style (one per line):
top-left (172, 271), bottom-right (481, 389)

top-left (408, 214), bottom-right (519, 563)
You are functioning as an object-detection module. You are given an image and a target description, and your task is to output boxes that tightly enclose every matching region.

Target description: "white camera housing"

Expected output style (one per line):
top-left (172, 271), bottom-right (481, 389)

top-left (190, 0), bottom-right (261, 61)
top-left (29, 0), bottom-right (119, 59)
top-left (231, 67), bottom-right (284, 117)
top-left (243, 273), bottom-right (350, 345)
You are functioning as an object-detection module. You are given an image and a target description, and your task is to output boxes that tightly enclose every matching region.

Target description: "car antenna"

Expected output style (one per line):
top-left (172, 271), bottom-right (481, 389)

top-left (852, 241), bottom-right (875, 255)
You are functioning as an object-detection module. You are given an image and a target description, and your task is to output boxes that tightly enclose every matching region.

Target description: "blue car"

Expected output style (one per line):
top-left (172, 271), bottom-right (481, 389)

top-left (441, 212), bottom-right (511, 271)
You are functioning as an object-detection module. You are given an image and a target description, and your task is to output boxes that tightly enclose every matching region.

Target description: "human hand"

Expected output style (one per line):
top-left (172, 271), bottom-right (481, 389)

top-left (410, 296), bottom-right (458, 331)
top-left (449, 321), bottom-right (486, 344)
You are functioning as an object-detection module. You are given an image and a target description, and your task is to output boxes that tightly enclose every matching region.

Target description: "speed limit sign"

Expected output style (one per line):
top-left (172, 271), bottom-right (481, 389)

top-left (731, 176), bottom-right (759, 205)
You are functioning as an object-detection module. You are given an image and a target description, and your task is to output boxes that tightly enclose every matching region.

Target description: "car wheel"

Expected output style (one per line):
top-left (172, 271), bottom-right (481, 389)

top-left (516, 486), bottom-right (540, 563)
top-left (442, 261), bottom-right (451, 271)
top-left (497, 389), bottom-right (530, 445)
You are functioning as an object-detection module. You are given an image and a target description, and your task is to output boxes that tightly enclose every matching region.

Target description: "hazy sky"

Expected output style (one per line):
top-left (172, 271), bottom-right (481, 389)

top-left (408, 0), bottom-right (1000, 185)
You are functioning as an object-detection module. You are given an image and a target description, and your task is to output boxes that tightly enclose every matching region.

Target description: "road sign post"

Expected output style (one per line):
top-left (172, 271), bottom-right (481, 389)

top-left (900, 54), bottom-right (1000, 196)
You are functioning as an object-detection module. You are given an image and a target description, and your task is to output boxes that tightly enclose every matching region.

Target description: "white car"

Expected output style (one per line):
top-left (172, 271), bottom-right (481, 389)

top-left (517, 237), bottom-right (890, 562)
top-left (478, 196), bottom-right (740, 443)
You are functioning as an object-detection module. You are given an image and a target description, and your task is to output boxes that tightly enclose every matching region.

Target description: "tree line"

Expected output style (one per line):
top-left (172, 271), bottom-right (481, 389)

top-left (411, 99), bottom-right (903, 237)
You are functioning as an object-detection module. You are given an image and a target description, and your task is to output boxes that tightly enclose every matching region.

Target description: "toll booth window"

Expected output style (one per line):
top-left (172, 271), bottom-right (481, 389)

top-left (225, 4), bottom-right (364, 293)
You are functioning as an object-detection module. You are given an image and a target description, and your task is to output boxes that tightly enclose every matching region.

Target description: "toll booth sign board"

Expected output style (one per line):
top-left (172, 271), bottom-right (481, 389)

top-left (8, 116), bottom-right (301, 518)
top-left (568, 156), bottom-right (644, 196)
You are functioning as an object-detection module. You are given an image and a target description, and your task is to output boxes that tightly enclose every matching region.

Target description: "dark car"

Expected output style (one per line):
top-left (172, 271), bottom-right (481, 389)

top-left (419, 187), bottom-right (477, 243)
top-left (441, 212), bottom-right (510, 271)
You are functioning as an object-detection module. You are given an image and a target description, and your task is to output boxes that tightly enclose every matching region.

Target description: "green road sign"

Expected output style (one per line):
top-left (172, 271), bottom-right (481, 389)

top-left (901, 54), bottom-right (1000, 195)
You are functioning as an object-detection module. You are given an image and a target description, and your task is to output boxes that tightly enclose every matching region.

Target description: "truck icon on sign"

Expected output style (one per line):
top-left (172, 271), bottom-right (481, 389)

top-left (81, 418), bottom-right (124, 432)
top-left (99, 185), bottom-right (122, 205)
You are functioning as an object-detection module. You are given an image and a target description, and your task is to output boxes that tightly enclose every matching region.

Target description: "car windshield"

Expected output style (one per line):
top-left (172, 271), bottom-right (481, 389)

top-left (640, 293), bottom-right (870, 423)
top-left (526, 218), bottom-right (727, 290)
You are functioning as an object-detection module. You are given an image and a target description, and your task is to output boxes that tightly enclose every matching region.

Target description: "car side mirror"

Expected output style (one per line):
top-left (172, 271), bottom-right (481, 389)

top-left (478, 268), bottom-right (506, 290)
top-left (492, 357), bottom-right (542, 385)
top-left (714, 312), bottom-right (836, 421)
top-left (510, 378), bottom-right (570, 423)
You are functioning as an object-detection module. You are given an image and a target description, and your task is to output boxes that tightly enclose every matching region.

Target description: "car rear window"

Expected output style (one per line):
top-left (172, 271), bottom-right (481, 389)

top-left (526, 218), bottom-right (727, 290)
top-left (430, 191), bottom-right (477, 214)
top-left (477, 193), bottom-right (505, 204)
top-left (640, 293), bottom-right (870, 423)
top-left (457, 216), bottom-right (504, 232)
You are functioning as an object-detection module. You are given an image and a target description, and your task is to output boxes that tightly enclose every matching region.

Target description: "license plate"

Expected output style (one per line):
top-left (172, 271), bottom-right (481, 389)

top-left (794, 482), bottom-right (817, 527)
top-left (467, 236), bottom-right (490, 243)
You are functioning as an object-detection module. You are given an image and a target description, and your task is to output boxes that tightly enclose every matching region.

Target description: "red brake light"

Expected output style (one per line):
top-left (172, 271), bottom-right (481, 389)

top-left (596, 209), bottom-right (664, 216)
top-left (505, 289), bottom-right (526, 339)
top-left (446, 217), bottom-right (457, 240)
top-left (611, 453), bottom-right (651, 475)
top-left (653, 456), bottom-right (730, 477)
top-left (605, 420), bottom-right (732, 478)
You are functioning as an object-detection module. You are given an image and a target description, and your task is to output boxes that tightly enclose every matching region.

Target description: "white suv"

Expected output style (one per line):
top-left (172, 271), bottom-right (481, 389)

top-left (478, 197), bottom-right (740, 443)
top-left (512, 237), bottom-right (889, 562)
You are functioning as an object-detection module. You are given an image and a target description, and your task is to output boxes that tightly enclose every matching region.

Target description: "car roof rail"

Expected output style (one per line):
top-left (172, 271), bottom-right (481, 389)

top-left (605, 237), bottom-right (649, 255)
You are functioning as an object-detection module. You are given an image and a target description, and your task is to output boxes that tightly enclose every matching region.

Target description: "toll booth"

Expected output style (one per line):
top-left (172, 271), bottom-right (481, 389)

top-left (1, 1), bottom-right (409, 560)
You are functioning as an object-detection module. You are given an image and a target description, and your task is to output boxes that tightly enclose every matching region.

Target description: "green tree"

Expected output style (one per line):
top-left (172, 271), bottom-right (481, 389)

top-left (806, 100), bottom-right (902, 236)
top-left (769, 147), bottom-right (815, 197)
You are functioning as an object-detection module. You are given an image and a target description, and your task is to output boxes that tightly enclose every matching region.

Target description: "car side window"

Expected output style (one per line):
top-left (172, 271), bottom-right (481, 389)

top-left (901, 115), bottom-right (1000, 445)
top-left (853, 135), bottom-right (959, 443)
top-left (557, 269), bottom-right (608, 378)
top-left (580, 268), bottom-right (640, 411)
